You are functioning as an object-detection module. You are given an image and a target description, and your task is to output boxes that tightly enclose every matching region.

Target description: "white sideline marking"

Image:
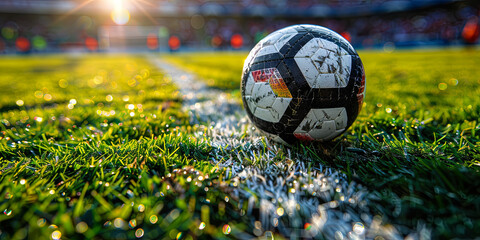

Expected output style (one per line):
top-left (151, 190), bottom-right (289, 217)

top-left (147, 55), bottom-right (420, 239)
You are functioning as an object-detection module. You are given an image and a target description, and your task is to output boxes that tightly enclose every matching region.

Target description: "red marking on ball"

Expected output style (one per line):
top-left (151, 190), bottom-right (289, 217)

top-left (294, 133), bottom-right (315, 141)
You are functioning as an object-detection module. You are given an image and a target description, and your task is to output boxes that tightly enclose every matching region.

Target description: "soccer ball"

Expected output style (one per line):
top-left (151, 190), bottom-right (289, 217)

top-left (241, 24), bottom-right (365, 144)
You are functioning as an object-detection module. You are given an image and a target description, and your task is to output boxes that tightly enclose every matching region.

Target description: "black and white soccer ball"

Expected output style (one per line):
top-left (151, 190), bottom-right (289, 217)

top-left (241, 24), bottom-right (366, 144)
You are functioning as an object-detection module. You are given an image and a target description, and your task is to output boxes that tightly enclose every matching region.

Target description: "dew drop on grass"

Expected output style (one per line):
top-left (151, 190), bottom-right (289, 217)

top-left (335, 231), bottom-right (344, 240)
top-left (76, 222), bottom-right (88, 233)
top-left (149, 215), bottom-right (158, 224)
top-left (37, 218), bottom-right (46, 227)
top-left (128, 219), bottom-right (136, 228)
top-left (138, 204), bottom-right (145, 212)
top-left (44, 94), bottom-right (52, 101)
top-left (135, 228), bottom-right (144, 238)
top-left (276, 207), bottom-right (284, 216)
top-left (438, 82), bottom-right (447, 90)
top-left (58, 79), bottom-right (68, 88)
top-left (272, 218), bottom-right (278, 227)
top-left (353, 222), bottom-right (365, 235)
top-left (222, 224), bottom-right (231, 234)
top-left (51, 230), bottom-right (61, 240)
top-left (114, 218), bottom-right (124, 228)
top-left (199, 222), bottom-right (206, 230)
top-left (34, 91), bottom-right (43, 98)
top-left (449, 78), bottom-right (458, 86)
top-left (4, 193), bottom-right (12, 199)
top-left (3, 209), bottom-right (12, 216)
top-left (304, 223), bottom-right (312, 230)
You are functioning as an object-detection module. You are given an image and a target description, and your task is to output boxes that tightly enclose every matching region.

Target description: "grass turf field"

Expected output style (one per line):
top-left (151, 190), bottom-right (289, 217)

top-left (0, 49), bottom-right (480, 239)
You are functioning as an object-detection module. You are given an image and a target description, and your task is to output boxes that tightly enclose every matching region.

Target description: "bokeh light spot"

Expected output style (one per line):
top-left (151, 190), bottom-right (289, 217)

top-left (230, 34), bottom-right (243, 49)
top-left (168, 36), bottom-right (181, 51)
top-left (111, 8), bottom-right (130, 25)
top-left (32, 36), bottom-right (47, 50)
top-left (340, 31), bottom-right (352, 42)
top-left (16, 37), bottom-right (30, 52)
top-left (2, 27), bottom-right (17, 40)
top-left (383, 42), bottom-right (395, 53)
top-left (158, 26), bottom-right (169, 38)
top-left (191, 15), bottom-right (205, 30)
top-left (85, 37), bottom-right (98, 51)
top-left (211, 35), bottom-right (222, 48)
top-left (76, 16), bottom-right (93, 29)
top-left (147, 33), bottom-right (159, 50)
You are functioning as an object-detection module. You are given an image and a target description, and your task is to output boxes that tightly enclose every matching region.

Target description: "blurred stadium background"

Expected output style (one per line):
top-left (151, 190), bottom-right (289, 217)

top-left (0, 0), bottom-right (479, 53)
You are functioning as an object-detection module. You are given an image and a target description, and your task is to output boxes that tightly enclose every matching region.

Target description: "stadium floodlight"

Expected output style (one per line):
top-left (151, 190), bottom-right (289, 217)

top-left (110, 0), bottom-right (130, 25)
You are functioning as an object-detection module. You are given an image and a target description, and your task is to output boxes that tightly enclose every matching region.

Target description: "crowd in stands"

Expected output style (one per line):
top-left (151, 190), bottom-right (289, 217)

top-left (0, 0), bottom-right (479, 53)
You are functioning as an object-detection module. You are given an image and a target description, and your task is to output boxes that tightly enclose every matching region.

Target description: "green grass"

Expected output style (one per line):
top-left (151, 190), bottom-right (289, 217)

top-left (0, 55), bottom-right (247, 239)
top-left (165, 49), bottom-right (480, 238)
top-left (1, 49), bottom-right (480, 239)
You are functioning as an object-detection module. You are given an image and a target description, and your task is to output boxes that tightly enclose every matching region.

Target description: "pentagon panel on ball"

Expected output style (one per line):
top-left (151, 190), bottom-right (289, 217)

top-left (241, 24), bottom-right (366, 144)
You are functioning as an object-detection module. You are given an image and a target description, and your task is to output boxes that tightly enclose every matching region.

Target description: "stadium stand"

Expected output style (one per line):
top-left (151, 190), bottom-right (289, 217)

top-left (0, 0), bottom-right (478, 53)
